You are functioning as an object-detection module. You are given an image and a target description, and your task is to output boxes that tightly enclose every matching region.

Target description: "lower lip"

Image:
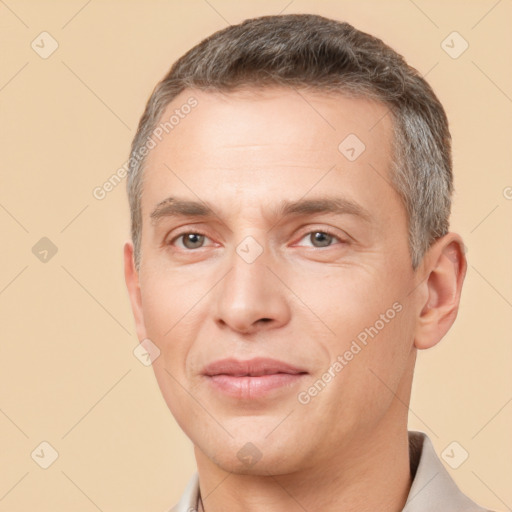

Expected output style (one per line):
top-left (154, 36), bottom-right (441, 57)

top-left (205, 373), bottom-right (306, 399)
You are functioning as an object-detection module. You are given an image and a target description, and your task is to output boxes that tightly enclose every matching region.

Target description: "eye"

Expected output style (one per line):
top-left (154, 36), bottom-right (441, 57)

top-left (296, 230), bottom-right (345, 248)
top-left (170, 232), bottom-right (213, 250)
top-left (168, 229), bottom-right (346, 251)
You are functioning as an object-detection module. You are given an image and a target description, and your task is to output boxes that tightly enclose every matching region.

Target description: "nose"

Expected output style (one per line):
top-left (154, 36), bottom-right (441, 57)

top-left (212, 240), bottom-right (291, 335)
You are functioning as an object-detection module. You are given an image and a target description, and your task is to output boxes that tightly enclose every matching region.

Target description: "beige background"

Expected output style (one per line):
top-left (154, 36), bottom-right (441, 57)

top-left (1, 0), bottom-right (511, 510)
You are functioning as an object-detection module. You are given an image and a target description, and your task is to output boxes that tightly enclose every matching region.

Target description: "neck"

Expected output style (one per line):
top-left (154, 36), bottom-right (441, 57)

top-left (195, 421), bottom-right (412, 512)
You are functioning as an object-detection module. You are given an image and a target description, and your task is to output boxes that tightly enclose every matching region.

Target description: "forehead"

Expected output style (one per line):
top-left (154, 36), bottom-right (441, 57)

top-left (141, 87), bottom-right (402, 227)
top-left (149, 86), bottom-right (393, 158)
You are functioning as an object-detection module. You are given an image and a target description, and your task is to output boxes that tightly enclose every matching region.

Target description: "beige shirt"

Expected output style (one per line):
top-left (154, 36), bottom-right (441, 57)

top-left (169, 431), bottom-right (492, 512)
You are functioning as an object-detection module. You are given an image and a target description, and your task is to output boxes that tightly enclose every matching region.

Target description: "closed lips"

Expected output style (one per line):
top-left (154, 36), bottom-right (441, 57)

top-left (202, 358), bottom-right (308, 377)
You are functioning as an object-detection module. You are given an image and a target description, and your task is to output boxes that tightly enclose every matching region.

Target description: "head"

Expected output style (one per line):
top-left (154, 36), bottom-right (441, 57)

top-left (124, 14), bottom-right (466, 474)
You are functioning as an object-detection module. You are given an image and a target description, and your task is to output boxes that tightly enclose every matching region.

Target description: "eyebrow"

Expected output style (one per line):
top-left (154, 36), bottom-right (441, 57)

top-left (150, 195), bottom-right (373, 225)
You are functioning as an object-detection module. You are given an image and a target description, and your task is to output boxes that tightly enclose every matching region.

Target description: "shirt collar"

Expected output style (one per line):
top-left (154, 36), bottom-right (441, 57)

top-left (170, 431), bottom-right (490, 512)
top-left (404, 431), bottom-right (490, 511)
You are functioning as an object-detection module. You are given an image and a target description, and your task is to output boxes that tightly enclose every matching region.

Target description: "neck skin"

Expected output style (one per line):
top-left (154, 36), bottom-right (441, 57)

top-left (194, 353), bottom-right (416, 512)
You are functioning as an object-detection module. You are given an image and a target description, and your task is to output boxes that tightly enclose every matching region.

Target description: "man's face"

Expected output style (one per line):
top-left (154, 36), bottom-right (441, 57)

top-left (125, 88), bottom-right (424, 474)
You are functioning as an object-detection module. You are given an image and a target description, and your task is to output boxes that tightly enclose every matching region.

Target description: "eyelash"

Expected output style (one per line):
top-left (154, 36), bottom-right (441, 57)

top-left (168, 228), bottom-right (347, 250)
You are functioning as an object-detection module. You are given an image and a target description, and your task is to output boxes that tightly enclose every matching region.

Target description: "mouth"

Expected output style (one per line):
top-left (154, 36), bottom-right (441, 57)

top-left (202, 357), bottom-right (308, 399)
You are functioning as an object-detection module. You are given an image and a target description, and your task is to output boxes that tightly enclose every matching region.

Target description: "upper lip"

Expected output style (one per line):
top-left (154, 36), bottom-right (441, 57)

top-left (202, 357), bottom-right (308, 377)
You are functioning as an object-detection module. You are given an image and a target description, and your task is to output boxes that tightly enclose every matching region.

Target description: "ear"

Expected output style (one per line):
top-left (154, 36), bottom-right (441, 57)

top-left (414, 233), bottom-right (467, 350)
top-left (124, 240), bottom-right (147, 341)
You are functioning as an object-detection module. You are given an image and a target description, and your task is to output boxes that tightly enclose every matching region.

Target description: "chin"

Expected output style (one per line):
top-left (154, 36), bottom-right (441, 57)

top-left (202, 437), bottom-right (304, 476)
top-left (214, 456), bottom-right (297, 477)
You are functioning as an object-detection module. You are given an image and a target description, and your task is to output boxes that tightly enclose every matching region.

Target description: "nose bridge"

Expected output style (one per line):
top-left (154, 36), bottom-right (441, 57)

top-left (213, 234), bottom-right (290, 333)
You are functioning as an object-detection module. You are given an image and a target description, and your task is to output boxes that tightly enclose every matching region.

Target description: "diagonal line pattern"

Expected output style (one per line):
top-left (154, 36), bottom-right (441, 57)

top-left (0, 472), bottom-right (29, 501)
top-left (61, 0), bottom-right (93, 29)
top-left (61, 369), bottom-right (131, 439)
top-left (408, 0), bottom-right (439, 28)
top-left (367, 162), bottom-right (394, 190)
top-left (265, 266), bottom-right (336, 335)
top-left (368, 110), bottom-right (390, 132)
top-left (265, 164), bottom-right (337, 235)
top-left (422, 61), bottom-right (440, 79)
top-left (0, 0), bottom-right (28, 28)
top-left (471, 471), bottom-right (511, 510)
top-left (61, 61), bottom-right (131, 129)
top-left (160, 161), bottom-right (341, 345)
top-left (368, 368), bottom-right (439, 438)
top-left (290, 86), bottom-right (336, 130)
top-left (164, 368), bottom-right (234, 439)
top-left (268, 473), bottom-right (310, 511)
top-left (61, 265), bottom-right (132, 334)
top-left (201, 472), bottom-right (232, 505)
top-left (470, 265), bottom-right (512, 308)
top-left (278, 0), bottom-right (295, 14)
top-left (0, 202), bottom-right (29, 232)
top-left (202, 0), bottom-right (230, 25)
top-left (0, 3), bottom-right (507, 508)
top-left (0, 265), bottom-right (29, 296)
top-left (0, 408), bottom-right (29, 438)
top-left (472, 61), bottom-right (512, 104)
top-left (471, 395), bottom-right (512, 439)
top-left (0, 62), bottom-right (29, 92)
top-left (403, 272), bottom-right (429, 301)
top-left (403, 472), bottom-right (439, 509)
top-left (472, 0), bottom-right (503, 29)
top-left (470, 204), bottom-right (499, 233)
top-left (61, 471), bottom-right (104, 511)
top-left (265, 409), bottom-right (295, 438)
top-left (61, 204), bottom-right (90, 233)
top-left (164, 163), bottom-right (233, 234)
top-left (164, 268), bottom-right (233, 336)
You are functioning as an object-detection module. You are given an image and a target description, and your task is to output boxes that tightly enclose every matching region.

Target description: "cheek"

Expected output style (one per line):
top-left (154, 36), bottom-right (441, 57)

top-left (351, 302), bottom-right (415, 410)
top-left (141, 277), bottom-right (200, 420)
top-left (139, 268), bottom-right (200, 337)
top-left (151, 361), bottom-right (204, 442)
top-left (138, 276), bottom-right (193, 381)
top-left (290, 269), bottom-right (396, 348)
top-left (313, 298), bottom-right (414, 417)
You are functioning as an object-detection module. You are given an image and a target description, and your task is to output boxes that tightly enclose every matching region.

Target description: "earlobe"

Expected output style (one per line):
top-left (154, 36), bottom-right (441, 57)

top-left (413, 233), bottom-right (467, 350)
top-left (123, 241), bottom-right (147, 341)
